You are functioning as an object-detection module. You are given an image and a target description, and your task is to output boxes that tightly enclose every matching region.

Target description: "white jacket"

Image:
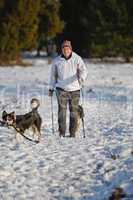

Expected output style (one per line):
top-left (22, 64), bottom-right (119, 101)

top-left (49, 52), bottom-right (87, 91)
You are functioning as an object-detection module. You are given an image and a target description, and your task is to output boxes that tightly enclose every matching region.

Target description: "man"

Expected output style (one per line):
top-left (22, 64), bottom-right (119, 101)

top-left (49, 40), bottom-right (87, 137)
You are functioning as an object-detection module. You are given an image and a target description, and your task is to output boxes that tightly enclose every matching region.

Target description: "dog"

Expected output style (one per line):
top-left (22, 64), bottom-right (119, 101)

top-left (75, 105), bottom-right (84, 137)
top-left (2, 98), bottom-right (42, 143)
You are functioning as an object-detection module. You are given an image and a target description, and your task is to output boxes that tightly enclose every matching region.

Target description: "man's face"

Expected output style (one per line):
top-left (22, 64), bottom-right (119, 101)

top-left (62, 46), bottom-right (72, 58)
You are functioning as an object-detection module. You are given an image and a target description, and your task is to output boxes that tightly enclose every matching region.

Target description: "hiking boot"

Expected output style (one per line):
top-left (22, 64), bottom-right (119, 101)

top-left (59, 132), bottom-right (65, 137)
top-left (69, 132), bottom-right (75, 137)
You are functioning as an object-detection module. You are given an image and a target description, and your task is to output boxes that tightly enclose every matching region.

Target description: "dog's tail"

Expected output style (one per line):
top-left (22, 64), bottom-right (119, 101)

top-left (30, 98), bottom-right (40, 110)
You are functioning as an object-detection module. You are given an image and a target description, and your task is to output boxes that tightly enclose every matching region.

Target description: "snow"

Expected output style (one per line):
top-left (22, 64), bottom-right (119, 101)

top-left (0, 58), bottom-right (133, 200)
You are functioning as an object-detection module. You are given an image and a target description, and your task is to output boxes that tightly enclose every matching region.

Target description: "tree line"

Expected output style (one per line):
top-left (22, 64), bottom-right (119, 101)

top-left (0, 0), bottom-right (133, 64)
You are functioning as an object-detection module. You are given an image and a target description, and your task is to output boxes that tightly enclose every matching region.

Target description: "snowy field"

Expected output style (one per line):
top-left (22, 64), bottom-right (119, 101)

top-left (0, 58), bottom-right (133, 200)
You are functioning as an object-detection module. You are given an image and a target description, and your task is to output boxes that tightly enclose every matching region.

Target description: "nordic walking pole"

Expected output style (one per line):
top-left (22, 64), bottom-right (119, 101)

top-left (82, 117), bottom-right (85, 138)
top-left (81, 86), bottom-right (86, 138)
top-left (77, 65), bottom-right (86, 138)
top-left (51, 95), bottom-right (55, 134)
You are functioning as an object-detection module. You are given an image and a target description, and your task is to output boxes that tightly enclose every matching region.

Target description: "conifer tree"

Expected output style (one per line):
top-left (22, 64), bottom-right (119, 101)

top-left (90, 0), bottom-right (130, 58)
top-left (0, 0), bottom-right (40, 64)
top-left (0, 0), bottom-right (64, 64)
top-left (37, 0), bottom-right (64, 55)
top-left (60, 0), bottom-right (133, 59)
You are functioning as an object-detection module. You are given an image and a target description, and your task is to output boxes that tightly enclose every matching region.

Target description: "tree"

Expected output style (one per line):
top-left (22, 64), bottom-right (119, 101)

top-left (0, 0), bottom-right (64, 63)
top-left (37, 0), bottom-right (64, 56)
top-left (90, 0), bottom-right (129, 58)
top-left (60, 0), bottom-right (133, 59)
top-left (60, 0), bottom-right (91, 56)
top-left (0, 0), bottom-right (40, 64)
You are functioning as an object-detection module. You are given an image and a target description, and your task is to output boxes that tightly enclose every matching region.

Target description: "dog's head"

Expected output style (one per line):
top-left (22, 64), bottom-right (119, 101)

top-left (30, 98), bottom-right (40, 110)
top-left (77, 105), bottom-right (84, 119)
top-left (2, 110), bottom-right (16, 125)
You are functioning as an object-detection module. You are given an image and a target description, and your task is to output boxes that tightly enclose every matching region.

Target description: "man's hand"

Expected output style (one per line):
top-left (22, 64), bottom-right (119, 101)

top-left (49, 89), bottom-right (54, 97)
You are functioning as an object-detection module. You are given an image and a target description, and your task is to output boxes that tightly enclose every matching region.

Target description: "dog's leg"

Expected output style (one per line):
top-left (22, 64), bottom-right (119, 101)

top-left (32, 125), bottom-right (36, 139)
top-left (32, 125), bottom-right (41, 143)
top-left (75, 118), bottom-right (81, 138)
top-left (37, 130), bottom-right (41, 143)
top-left (35, 119), bottom-right (42, 143)
top-left (15, 130), bottom-right (23, 143)
top-left (36, 127), bottom-right (41, 143)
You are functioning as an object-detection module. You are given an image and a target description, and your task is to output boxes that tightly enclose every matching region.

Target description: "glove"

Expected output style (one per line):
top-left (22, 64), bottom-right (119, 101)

top-left (49, 89), bottom-right (54, 96)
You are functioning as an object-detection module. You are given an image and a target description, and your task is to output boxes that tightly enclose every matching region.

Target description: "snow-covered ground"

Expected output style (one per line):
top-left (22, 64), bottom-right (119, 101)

top-left (0, 58), bottom-right (133, 200)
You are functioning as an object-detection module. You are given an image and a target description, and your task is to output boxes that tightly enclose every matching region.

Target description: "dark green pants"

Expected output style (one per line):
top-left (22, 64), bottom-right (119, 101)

top-left (56, 88), bottom-right (80, 137)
